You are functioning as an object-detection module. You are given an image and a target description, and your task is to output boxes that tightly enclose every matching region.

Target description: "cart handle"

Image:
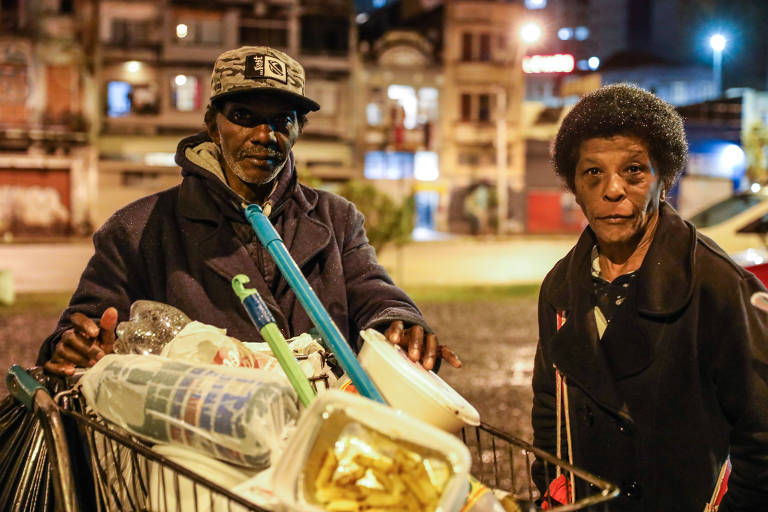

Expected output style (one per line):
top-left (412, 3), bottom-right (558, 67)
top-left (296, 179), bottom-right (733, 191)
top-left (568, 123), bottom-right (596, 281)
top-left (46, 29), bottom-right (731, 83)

top-left (6, 364), bottom-right (46, 410)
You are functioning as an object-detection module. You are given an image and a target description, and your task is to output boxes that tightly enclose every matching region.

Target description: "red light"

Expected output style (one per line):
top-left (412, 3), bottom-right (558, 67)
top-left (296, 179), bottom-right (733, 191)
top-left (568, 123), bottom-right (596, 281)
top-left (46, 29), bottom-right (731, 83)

top-left (522, 54), bottom-right (575, 74)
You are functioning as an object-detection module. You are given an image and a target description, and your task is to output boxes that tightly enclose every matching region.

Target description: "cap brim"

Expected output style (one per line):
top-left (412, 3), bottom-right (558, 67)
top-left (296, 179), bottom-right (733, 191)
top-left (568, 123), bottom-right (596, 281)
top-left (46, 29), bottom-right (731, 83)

top-left (211, 87), bottom-right (320, 113)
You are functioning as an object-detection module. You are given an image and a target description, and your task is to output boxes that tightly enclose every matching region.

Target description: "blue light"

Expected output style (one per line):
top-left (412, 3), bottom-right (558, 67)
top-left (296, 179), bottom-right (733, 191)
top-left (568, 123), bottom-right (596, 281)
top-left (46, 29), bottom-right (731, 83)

top-left (574, 26), bottom-right (589, 41)
top-left (107, 81), bottom-right (132, 117)
top-left (558, 27), bottom-right (573, 40)
top-left (525, 0), bottom-right (547, 9)
top-left (588, 56), bottom-right (600, 70)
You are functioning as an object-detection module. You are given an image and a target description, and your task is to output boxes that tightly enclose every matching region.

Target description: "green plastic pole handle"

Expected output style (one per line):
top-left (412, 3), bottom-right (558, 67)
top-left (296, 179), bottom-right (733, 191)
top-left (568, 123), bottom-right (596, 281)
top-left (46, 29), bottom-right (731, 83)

top-left (6, 365), bottom-right (45, 410)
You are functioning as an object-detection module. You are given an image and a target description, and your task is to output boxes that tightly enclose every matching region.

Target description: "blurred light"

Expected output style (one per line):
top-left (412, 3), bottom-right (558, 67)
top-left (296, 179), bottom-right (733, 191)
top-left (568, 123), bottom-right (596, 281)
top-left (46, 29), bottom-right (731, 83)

top-left (751, 182), bottom-right (762, 193)
top-left (126, 61), bottom-right (141, 73)
top-left (174, 74), bottom-right (187, 86)
top-left (356, 13), bottom-right (369, 24)
top-left (710, 34), bottom-right (726, 52)
top-left (588, 56), bottom-right (600, 70)
top-left (414, 151), bottom-right (439, 181)
top-left (366, 102), bottom-right (382, 126)
top-left (525, 0), bottom-right (546, 9)
top-left (372, 0), bottom-right (386, 7)
top-left (387, 84), bottom-right (418, 129)
top-left (522, 54), bottom-right (574, 73)
top-left (558, 27), bottom-right (573, 40)
top-left (144, 152), bottom-right (176, 167)
top-left (574, 26), bottom-right (589, 41)
top-left (176, 24), bottom-right (188, 39)
top-left (520, 22), bottom-right (542, 43)
top-left (576, 59), bottom-right (589, 71)
top-left (718, 143), bottom-right (746, 174)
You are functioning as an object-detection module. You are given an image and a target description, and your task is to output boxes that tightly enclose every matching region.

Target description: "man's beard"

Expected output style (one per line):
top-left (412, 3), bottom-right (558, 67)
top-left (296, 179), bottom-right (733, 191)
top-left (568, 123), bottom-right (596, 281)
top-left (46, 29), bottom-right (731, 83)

top-left (223, 146), bottom-right (286, 185)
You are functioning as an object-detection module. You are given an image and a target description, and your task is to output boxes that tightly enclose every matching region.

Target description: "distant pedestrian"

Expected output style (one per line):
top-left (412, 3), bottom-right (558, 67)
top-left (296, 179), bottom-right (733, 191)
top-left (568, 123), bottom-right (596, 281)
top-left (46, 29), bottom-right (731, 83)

top-left (532, 83), bottom-right (768, 511)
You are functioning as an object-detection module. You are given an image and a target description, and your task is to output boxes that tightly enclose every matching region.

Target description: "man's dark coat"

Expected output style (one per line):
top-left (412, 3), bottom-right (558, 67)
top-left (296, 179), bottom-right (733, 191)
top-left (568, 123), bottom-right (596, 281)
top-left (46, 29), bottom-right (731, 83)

top-left (533, 203), bottom-right (768, 511)
top-left (39, 132), bottom-right (429, 362)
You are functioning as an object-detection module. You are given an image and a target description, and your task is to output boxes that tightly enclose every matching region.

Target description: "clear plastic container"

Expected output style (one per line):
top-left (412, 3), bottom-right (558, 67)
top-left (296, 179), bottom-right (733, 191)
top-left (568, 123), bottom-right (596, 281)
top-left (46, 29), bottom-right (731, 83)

top-left (272, 390), bottom-right (471, 512)
top-left (357, 328), bottom-right (480, 433)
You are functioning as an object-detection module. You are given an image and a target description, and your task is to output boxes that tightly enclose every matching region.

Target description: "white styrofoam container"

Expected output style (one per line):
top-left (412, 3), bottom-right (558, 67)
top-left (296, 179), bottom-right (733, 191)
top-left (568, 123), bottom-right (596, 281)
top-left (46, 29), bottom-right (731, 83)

top-left (358, 328), bottom-right (480, 433)
top-left (271, 390), bottom-right (471, 512)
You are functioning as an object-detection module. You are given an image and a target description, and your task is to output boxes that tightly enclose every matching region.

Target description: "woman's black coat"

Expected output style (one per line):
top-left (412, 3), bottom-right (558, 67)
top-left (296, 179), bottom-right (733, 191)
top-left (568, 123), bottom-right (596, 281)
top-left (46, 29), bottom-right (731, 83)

top-left (533, 203), bottom-right (768, 511)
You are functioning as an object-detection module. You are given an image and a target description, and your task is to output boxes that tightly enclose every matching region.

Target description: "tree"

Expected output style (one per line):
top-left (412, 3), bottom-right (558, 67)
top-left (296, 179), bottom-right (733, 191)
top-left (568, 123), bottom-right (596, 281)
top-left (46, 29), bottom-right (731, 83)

top-left (337, 181), bottom-right (414, 253)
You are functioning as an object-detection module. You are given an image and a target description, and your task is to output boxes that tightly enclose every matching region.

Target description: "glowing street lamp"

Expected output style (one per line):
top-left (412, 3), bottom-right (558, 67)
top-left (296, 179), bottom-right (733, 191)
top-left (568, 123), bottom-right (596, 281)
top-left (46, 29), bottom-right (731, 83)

top-left (520, 22), bottom-right (542, 44)
top-left (710, 33), bottom-right (726, 97)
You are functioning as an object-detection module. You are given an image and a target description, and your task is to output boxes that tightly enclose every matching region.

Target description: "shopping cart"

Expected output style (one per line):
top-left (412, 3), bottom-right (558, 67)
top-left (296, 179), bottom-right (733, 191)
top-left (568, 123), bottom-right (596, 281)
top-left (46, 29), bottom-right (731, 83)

top-left (5, 365), bottom-right (619, 512)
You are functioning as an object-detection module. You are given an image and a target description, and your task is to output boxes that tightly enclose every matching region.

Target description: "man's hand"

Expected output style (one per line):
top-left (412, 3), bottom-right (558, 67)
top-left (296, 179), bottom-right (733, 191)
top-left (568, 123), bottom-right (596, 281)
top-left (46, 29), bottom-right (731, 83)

top-left (383, 320), bottom-right (462, 371)
top-left (44, 307), bottom-right (118, 376)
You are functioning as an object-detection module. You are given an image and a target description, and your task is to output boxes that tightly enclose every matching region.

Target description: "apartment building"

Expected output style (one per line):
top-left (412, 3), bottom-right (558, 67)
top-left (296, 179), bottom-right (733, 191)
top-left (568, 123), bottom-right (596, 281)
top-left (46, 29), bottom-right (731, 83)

top-left (0, 0), bottom-right (95, 237)
top-left (95, 0), bottom-right (356, 227)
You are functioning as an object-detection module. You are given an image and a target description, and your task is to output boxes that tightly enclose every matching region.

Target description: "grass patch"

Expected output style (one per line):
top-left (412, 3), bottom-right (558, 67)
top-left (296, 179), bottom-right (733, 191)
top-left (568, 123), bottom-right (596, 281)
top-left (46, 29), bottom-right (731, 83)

top-left (0, 292), bottom-right (70, 316)
top-left (403, 283), bottom-right (540, 302)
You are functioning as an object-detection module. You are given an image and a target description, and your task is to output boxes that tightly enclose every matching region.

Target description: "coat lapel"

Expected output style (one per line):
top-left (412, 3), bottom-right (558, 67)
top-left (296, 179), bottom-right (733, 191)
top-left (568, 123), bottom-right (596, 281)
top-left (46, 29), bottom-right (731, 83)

top-left (273, 185), bottom-right (332, 298)
top-left (177, 176), bottom-right (290, 333)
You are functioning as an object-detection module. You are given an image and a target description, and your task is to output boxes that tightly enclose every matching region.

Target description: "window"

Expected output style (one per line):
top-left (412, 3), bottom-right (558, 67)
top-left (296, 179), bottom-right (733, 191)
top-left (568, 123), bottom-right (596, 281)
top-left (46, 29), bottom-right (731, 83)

top-left (460, 94), bottom-right (472, 121)
top-left (478, 34), bottom-right (491, 62)
top-left (240, 26), bottom-right (287, 48)
top-left (106, 81), bottom-right (158, 117)
top-left (689, 194), bottom-right (766, 228)
top-left (461, 33), bottom-right (473, 61)
top-left (171, 75), bottom-right (201, 111)
top-left (175, 19), bottom-right (222, 45)
top-left (300, 16), bottom-right (349, 55)
top-left (109, 18), bottom-right (152, 45)
top-left (478, 94), bottom-right (490, 122)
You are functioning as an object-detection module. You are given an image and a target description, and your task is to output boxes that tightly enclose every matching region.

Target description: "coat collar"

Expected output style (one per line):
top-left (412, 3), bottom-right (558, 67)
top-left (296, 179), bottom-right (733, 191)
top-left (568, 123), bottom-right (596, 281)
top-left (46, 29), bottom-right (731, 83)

top-left (543, 202), bottom-right (694, 418)
top-left (547, 202), bottom-right (695, 317)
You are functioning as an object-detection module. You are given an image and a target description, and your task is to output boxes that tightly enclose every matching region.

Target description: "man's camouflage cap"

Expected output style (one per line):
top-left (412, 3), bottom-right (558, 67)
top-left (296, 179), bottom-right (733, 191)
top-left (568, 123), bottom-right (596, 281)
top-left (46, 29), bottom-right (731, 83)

top-left (210, 46), bottom-right (320, 112)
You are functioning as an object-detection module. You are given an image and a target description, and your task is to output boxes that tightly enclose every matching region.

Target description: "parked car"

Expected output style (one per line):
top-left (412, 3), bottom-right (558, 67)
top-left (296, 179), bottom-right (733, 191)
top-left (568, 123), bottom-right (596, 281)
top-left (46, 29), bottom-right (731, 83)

top-left (687, 190), bottom-right (768, 285)
top-left (688, 190), bottom-right (768, 255)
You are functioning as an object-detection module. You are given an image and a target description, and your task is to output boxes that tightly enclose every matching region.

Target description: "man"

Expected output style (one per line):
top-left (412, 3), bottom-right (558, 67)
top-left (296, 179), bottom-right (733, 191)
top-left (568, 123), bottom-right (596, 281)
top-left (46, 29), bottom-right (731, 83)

top-left (40, 46), bottom-right (460, 376)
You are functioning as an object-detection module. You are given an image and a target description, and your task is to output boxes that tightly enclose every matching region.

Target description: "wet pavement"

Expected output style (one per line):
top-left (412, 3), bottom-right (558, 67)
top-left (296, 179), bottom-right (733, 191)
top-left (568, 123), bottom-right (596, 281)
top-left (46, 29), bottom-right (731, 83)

top-left (0, 294), bottom-right (539, 442)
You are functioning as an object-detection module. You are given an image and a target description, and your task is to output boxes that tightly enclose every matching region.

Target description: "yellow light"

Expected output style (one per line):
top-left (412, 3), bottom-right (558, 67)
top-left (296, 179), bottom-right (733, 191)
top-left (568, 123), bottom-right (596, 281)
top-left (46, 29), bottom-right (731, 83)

top-left (176, 23), bottom-right (188, 39)
top-left (174, 74), bottom-right (187, 86)
top-left (126, 61), bottom-right (141, 73)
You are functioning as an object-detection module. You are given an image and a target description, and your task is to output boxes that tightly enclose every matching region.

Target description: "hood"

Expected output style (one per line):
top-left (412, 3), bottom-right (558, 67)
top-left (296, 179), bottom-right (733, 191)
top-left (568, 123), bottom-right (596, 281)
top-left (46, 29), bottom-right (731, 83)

top-left (174, 131), bottom-right (298, 220)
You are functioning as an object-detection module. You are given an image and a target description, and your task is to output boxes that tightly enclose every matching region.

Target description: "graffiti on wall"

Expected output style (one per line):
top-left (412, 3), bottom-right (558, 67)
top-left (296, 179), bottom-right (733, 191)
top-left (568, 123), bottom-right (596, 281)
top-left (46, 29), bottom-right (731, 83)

top-left (0, 185), bottom-right (70, 235)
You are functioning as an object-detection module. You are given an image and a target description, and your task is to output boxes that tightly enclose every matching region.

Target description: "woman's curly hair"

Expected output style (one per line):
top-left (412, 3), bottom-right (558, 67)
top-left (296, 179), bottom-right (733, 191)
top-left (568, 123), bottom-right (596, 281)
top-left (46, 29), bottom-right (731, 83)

top-left (553, 83), bottom-right (688, 193)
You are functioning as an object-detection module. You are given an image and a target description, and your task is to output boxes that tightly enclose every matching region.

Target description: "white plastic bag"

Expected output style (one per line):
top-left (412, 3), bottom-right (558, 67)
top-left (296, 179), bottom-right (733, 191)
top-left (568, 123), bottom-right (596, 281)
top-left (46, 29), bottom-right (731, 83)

top-left (80, 354), bottom-right (298, 469)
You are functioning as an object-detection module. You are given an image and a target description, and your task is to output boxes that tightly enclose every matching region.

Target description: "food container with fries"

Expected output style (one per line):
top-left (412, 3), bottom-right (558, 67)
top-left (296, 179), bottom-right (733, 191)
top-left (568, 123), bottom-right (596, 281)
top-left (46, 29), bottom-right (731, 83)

top-left (272, 390), bottom-right (472, 512)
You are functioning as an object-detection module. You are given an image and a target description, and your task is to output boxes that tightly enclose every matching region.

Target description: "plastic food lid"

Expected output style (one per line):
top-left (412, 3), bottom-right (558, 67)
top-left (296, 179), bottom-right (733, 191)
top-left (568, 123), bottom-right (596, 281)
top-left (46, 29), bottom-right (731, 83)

top-left (359, 329), bottom-right (480, 426)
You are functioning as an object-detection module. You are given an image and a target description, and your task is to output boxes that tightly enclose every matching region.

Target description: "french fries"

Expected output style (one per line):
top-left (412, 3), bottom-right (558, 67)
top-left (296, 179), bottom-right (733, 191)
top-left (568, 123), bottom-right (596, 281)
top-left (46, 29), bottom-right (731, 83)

top-left (312, 424), bottom-right (452, 512)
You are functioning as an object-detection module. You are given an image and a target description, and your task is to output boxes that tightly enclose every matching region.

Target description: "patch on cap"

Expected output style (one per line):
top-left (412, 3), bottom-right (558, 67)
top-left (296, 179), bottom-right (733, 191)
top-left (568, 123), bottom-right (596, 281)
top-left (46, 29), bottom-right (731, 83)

top-left (210, 45), bottom-right (320, 112)
top-left (244, 54), bottom-right (288, 84)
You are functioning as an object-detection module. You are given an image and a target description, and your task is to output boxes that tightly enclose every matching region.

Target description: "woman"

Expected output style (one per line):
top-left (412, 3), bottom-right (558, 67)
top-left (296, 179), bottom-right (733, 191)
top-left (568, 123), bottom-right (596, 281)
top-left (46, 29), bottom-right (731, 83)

top-left (532, 84), bottom-right (768, 511)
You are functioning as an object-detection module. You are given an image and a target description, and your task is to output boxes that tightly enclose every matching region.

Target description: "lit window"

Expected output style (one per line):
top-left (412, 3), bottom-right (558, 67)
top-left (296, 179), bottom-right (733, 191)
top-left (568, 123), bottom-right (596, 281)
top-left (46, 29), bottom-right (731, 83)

top-left (525, 0), bottom-right (546, 8)
top-left (366, 103), bottom-right (382, 126)
top-left (171, 75), bottom-right (200, 111)
top-left (558, 28), bottom-right (573, 40)
top-left (107, 81), bottom-right (132, 117)
top-left (574, 26), bottom-right (589, 41)
top-left (387, 85), bottom-right (418, 129)
top-left (364, 151), bottom-right (414, 180)
top-left (414, 151), bottom-right (439, 181)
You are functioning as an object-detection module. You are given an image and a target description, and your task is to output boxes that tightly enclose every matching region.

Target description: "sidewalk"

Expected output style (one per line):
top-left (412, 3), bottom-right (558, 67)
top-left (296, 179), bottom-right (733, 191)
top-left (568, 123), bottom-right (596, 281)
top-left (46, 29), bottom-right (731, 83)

top-left (0, 234), bottom-right (578, 293)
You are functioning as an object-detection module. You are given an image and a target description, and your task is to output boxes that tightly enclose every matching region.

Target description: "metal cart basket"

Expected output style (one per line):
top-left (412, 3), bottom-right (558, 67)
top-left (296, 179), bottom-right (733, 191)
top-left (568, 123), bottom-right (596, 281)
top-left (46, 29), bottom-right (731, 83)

top-left (5, 365), bottom-right (619, 512)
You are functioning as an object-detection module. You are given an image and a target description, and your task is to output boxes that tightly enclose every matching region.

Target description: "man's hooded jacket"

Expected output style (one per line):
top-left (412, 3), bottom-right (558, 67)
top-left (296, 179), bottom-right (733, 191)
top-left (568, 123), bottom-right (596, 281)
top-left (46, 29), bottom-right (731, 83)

top-left (39, 132), bottom-right (430, 362)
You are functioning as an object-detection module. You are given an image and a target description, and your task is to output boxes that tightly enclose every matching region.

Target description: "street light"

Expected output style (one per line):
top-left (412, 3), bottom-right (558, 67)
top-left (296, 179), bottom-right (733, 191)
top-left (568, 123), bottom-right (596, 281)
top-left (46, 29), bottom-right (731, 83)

top-left (497, 22), bottom-right (541, 234)
top-left (710, 33), bottom-right (726, 97)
